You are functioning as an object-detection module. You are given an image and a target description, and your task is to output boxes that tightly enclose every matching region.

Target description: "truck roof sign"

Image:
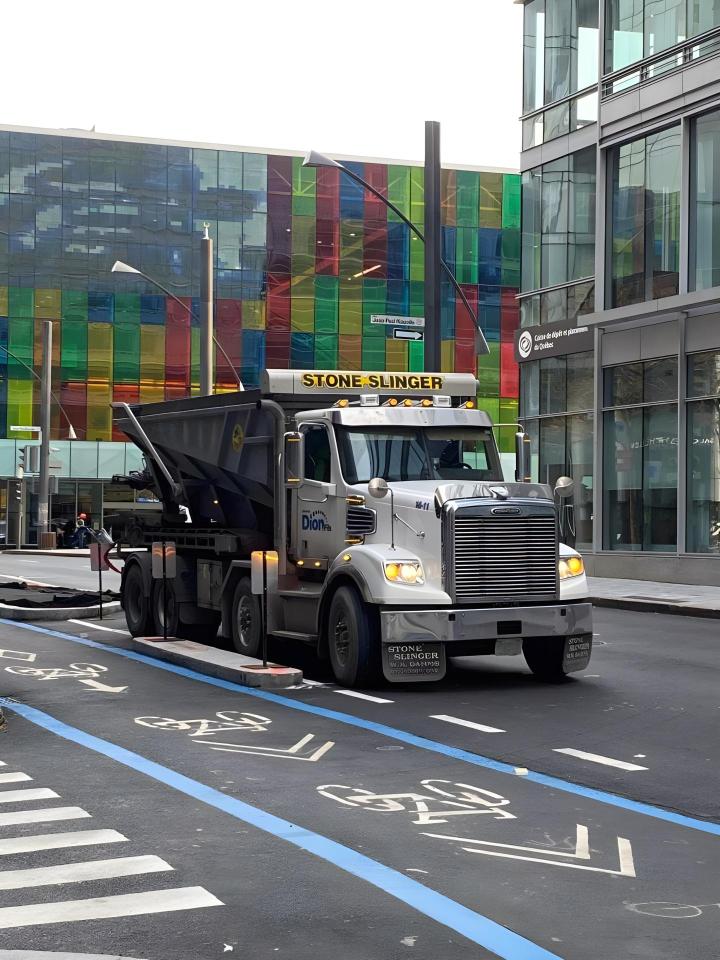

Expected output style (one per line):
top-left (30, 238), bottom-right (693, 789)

top-left (261, 370), bottom-right (479, 397)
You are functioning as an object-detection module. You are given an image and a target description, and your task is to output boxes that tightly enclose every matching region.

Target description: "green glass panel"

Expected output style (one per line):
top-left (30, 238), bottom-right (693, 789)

top-left (498, 398), bottom-right (519, 452)
top-left (191, 327), bottom-right (200, 393)
top-left (7, 380), bottom-right (33, 436)
top-left (291, 298), bottom-right (314, 333)
top-left (8, 318), bottom-right (33, 379)
top-left (362, 278), bottom-right (386, 335)
top-left (9, 288), bottom-right (33, 319)
top-left (315, 335), bottom-right (338, 369)
top-left (387, 166), bottom-right (411, 222)
top-left (481, 397), bottom-right (500, 425)
top-left (501, 229), bottom-right (521, 286)
top-left (409, 232), bottom-right (424, 283)
top-left (292, 157), bottom-right (316, 217)
top-left (114, 293), bottom-right (141, 325)
top-left (408, 340), bottom-right (424, 372)
top-left (291, 216), bottom-right (316, 277)
top-left (362, 337), bottom-right (385, 369)
top-left (502, 174), bottom-right (521, 230)
top-left (455, 228), bottom-right (478, 284)
top-left (315, 276), bottom-right (338, 333)
top-left (409, 281), bottom-right (424, 316)
top-left (410, 166), bottom-right (424, 227)
top-left (477, 342), bottom-right (500, 397)
top-left (61, 320), bottom-right (88, 380)
top-left (456, 171), bottom-right (479, 228)
top-left (62, 290), bottom-right (88, 322)
top-left (114, 322), bottom-right (141, 383)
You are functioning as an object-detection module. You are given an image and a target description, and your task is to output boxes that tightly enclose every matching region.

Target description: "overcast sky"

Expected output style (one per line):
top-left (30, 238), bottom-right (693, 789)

top-left (4, 0), bottom-right (522, 170)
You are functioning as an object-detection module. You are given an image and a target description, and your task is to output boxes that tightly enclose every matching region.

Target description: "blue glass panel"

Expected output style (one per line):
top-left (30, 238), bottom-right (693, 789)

top-left (478, 228), bottom-right (502, 285)
top-left (88, 291), bottom-right (113, 322)
top-left (440, 279), bottom-right (455, 339)
top-left (479, 285), bottom-right (501, 341)
top-left (442, 226), bottom-right (456, 273)
top-left (387, 222), bottom-right (409, 281)
top-left (291, 332), bottom-right (314, 369)
top-left (241, 330), bottom-right (265, 386)
top-left (140, 294), bottom-right (165, 325)
top-left (386, 279), bottom-right (408, 316)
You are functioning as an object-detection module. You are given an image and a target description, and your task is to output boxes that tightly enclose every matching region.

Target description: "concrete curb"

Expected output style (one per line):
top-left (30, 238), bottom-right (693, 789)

top-left (132, 636), bottom-right (302, 688)
top-left (591, 596), bottom-right (720, 619)
top-left (0, 601), bottom-right (121, 621)
top-left (0, 953), bottom-right (146, 960)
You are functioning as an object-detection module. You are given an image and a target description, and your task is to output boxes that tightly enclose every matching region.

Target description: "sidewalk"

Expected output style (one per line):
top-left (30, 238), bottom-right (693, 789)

top-left (589, 576), bottom-right (720, 618)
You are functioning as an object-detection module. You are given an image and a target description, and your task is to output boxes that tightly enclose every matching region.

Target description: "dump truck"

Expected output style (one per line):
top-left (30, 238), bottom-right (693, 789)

top-left (113, 369), bottom-right (592, 686)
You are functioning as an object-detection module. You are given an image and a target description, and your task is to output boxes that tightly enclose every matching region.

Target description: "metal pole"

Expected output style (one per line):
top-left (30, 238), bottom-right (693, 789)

top-left (98, 562), bottom-right (103, 621)
top-left (162, 540), bottom-right (168, 642)
top-left (200, 226), bottom-right (214, 396)
top-left (38, 320), bottom-right (52, 535)
top-left (262, 551), bottom-right (268, 669)
top-left (424, 121), bottom-right (442, 373)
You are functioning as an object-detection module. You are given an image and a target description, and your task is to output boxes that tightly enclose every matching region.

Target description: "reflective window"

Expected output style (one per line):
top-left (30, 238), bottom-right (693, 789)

top-left (523, 0), bottom-right (598, 113)
top-left (606, 0), bottom-right (719, 73)
top-left (687, 398), bottom-right (720, 552)
top-left (603, 357), bottom-right (677, 406)
top-left (610, 126), bottom-right (681, 307)
top-left (688, 350), bottom-right (720, 398)
top-left (692, 109), bottom-right (720, 292)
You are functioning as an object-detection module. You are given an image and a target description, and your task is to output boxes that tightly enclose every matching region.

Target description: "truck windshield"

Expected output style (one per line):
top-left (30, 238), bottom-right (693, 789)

top-left (336, 427), bottom-right (499, 483)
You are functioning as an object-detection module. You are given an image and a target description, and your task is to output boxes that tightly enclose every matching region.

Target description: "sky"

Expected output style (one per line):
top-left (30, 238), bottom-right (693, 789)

top-left (3, 0), bottom-right (522, 170)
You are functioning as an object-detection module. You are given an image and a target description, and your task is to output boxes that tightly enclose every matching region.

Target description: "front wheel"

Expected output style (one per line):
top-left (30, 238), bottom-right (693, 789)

top-left (231, 578), bottom-right (262, 657)
top-left (523, 636), bottom-right (572, 682)
top-left (326, 585), bottom-right (380, 688)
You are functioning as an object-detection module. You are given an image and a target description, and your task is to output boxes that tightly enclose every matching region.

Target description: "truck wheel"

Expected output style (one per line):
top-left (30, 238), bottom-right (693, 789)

top-left (152, 579), bottom-right (180, 637)
top-left (523, 637), bottom-right (571, 682)
top-left (326, 585), bottom-right (380, 688)
top-left (231, 578), bottom-right (261, 657)
top-left (123, 564), bottom-right (152, 636)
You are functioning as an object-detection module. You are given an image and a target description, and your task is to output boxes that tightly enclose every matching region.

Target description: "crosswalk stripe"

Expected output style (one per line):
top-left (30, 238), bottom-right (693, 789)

top-left (0, 886), bottom-right (222, 928)
top-left (0, 806), bottom-right (91, 828)
top-left (0, 773), bottom-right (32, 784)
top-left (0, 788), bottom-right (59, 804)
top-left (0, 830), bottom-right (127, 856)
top-left (0, 854), bottom-right (173, 890)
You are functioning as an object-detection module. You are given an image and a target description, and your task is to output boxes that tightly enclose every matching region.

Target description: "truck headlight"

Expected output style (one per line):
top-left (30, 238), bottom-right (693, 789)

top-left (384, 560), bottom-right (425, 585)
top-left (559, 555), bottom-right (584, 579)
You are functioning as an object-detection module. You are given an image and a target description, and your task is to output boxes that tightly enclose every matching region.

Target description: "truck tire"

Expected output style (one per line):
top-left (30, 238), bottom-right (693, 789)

top-left (523, 637), bottom-right (571, 682)
top-left (326, 585), bottom-right (380, 688)
top-left (123, 563), bottom-right (152, 636)
top-left (231, 578), bottom-right (261, 657)
top-left (151, 579), bottom-right (180, 637)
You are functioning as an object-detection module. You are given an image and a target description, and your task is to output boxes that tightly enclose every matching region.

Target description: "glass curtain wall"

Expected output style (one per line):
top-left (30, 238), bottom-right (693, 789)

top-left (687, 350), bottom-right (720, 553)
top-left (524, 0), bottom-right (599, 112)
top-left (610, 126), bottom-right (681, 307)
top-left (520, 350), bottom-right (594, 549)
top-left (692, 108), bottom-right (720, 291)
top-left (602, 357), bottom-right (678, 551)
top-left (606, 0), bottom-right (720, 72)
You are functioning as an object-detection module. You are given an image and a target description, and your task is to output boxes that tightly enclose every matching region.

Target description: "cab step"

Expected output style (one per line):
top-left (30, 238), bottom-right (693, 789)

top-left (272, 629), bottom-right (318, 645)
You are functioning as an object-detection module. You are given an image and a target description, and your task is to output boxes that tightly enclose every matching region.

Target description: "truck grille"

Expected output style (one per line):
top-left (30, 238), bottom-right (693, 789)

top-left (451, 511), bottom-right (558, 602)
top-left (346, 505), bottom-right (376, 536)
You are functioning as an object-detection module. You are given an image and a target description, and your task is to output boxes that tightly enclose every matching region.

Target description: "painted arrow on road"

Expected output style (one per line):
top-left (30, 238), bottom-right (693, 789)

top-left (423, 823), bottom-right (636, 877)
top-left (199, 732), bottom-right (334, 762)
top-left (78, 679), bottom-right (128, 693)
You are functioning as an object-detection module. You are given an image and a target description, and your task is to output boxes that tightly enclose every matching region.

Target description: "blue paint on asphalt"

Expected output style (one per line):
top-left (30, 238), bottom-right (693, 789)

top-left (4, 618), bottom-right (720, 838)
top-left (0, 697), bottom-right (561, 960)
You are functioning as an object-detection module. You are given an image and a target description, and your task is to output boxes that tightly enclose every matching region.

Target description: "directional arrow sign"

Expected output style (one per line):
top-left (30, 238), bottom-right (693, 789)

top-left (393, 329), bottom-right (424, 341)
top-left (78, 679), bottom-right (128, 694)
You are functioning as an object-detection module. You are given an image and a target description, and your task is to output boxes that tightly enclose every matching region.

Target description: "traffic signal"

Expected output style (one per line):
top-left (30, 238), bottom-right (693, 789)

top-left (17, 445), bottom-right (39, 477)
top-left (13, 481), bottom-right (21, 502)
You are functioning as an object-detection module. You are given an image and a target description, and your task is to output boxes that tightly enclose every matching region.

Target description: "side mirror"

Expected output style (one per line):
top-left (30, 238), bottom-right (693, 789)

top-left (367, 477), bottom-right (389, 499)
top-left (554, 475), bottom-right (574, 498)
top-left (284, 431), bottom-right (304, 488)
top-left (515, 430), bottom-right (531, 483)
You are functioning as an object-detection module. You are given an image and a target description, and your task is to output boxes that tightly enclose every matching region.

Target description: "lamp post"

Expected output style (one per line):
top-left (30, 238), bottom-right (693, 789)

top-left (302, 148), bottom-right (490, 368)
top-left (111, 236), bottom-right (243, 394)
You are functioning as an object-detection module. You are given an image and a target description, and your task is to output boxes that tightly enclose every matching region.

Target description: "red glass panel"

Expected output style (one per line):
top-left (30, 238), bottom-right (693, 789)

top-left (112, 384), bottom-right (140, 440)
top-left (364, 164), bottom-right (388, 221)
top-left (268, 156), bottom-right (293, 274)
top-left (266, 330), bottom-right (290, 368)
top-left (215, 298), bottom-right (242, 386)
top-left (500, 341), bottom-right (519, 398)
top-left (267, 274), bottom-right (291, 331)
top-left (165, 297), bottom-right (191, 399)
top-left (315, 219), bottom-right (339, 276)
top-left (268, 155), bottom-right (292, 195)
top-left (501, 289), bottom-right (519, 342)
top-left (316, 166), bottom-right (339, 221)
top-left (442, 169), bottom-right (456, 226)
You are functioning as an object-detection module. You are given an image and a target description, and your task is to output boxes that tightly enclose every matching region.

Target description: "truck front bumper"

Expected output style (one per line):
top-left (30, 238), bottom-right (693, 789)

top-left (380, 601), bottom-right (593, 648)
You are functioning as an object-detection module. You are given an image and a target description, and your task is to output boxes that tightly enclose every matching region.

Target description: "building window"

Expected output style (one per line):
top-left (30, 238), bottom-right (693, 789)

top-left (602, 357), bottom-right (678, 551)
top-left (610, 126), bottom-right (681, 307)
top-left (686, 351), bottom-right (720, 553)
top-left (605, 0), bottom-right (718, 73)
top-left (691, 108), bottom-right (720, 292)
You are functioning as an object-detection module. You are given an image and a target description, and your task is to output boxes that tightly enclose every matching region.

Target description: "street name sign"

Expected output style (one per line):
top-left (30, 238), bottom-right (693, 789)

top-left (370, 314), bottom-right (425, 328)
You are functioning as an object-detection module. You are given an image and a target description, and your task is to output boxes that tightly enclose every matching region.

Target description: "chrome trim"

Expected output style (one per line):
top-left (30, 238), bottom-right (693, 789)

top-left (346, 505), bottom-right (376, 536)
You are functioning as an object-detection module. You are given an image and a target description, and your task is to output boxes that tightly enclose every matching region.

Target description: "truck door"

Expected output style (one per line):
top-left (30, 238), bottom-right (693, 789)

top-left (291, 423), bottom-right (343, 562)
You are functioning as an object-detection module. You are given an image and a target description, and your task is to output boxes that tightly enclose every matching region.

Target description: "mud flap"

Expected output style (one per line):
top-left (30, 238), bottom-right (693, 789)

top-left (563, 633), bottom-right (592, 672)
top-left (382, 641), bottom-right (447, 682)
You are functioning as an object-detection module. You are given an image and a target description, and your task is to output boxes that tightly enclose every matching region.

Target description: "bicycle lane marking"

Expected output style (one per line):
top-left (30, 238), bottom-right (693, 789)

top-left (0, 698), bottom-right (560, 960)
top-left (3, 618), bottom-right (720, 838)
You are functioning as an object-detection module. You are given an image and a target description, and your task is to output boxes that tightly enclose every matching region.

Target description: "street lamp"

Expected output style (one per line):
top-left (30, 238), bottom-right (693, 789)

top-left (111, 253), bottom-right (244, 392)
top-left (302, 150), bottom-right (490, 363)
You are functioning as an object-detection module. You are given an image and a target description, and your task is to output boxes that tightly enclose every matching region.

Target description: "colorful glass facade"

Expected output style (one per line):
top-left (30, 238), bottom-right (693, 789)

top-left (0, 129), bottom-right (520, 451)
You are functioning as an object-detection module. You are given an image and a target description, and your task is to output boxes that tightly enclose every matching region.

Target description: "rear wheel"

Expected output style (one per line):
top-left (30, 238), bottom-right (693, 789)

top-left (151, 579), bottom-right (179, 636)
top-left (231, 578), bottom-right (261, 657)
top-left (523, 637), bottom-right (571, 682)
top-left (326, 585), bottom-right (380, 688)
top-left (123, 563), bottom-right (152, 637)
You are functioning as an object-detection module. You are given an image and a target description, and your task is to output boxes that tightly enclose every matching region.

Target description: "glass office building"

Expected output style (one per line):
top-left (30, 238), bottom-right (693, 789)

top-left (0, 125), bottom-right (521, 544)
top-left (518, 0), bottom-right (720, 584)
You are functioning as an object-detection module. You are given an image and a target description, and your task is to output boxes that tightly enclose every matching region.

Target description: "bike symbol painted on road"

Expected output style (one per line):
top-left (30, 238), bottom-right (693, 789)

top-left (5, 661), bottom-right (126, 693)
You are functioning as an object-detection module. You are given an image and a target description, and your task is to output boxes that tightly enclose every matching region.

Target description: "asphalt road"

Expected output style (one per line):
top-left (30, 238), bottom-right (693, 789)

top-left (0, 600), bottom-right (717, 960)
top-left (0, 553), bottom-right (122, 592)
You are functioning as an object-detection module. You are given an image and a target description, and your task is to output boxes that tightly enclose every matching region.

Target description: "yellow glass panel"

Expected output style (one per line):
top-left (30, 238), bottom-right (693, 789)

top-left (7, 379), bottom-right (33, 438)
top-left (140, 325), bottom-right (166, 403)
top-left (441, 340), bottom-right (455, 372)
top-left (386, 340), bottom-right (408, 371)
top-left (88, 323), bottom-right (113, 381)
top-left (291, 298), bottom-right (314, 333)
top-left (480, 172), bottom-right (503, 229)
top-left (35, 289), bottom-right (61, 319)
top-left (87, 381), bottom-right (112, 440)
top-left (0, 287), bottom-right (7, 317)
top-left (339, 280), bottom-right (361, 335)
top-left (243, 301), bottom-right (266, 330)
top-left (338, 335), bottom-right (361, 370)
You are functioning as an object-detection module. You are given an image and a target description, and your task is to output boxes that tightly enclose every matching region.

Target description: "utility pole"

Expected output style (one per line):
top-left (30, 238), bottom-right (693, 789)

top-left (200, 225), bottom-right (214, 396)
top-left (424, 120), bottom-right (442, 373)
top-left (38, 320), bottom-right (52, 535)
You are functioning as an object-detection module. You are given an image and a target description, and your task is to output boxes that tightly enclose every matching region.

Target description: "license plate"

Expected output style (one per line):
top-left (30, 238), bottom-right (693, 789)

top-left (563, 634), bottom-right (592, 672)
top-left (382, 641), bottom-right (446, 682)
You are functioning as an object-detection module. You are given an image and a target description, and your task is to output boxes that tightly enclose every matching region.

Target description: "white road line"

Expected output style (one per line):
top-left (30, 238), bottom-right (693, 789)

top-left (68, 619), bottom-right (129, 635)
top-left (300, 678), bottom-right (329, 687)
top-left (0, 806), bottom-right (91, 828)
top-left (0, 854), bottom-right (173, 891)
top-left (0, 788), bottom-right (59, 804)
top-left (0, 773), bottom-right (32, 784)
top-left (430, 714), bottom-right (506, 734)
top-left (0, 886), bottom-right (222, 928)
top-left (335, 690), bottom-right (394, 704)
top-left (553, 748), bottom-right (649, 771)
top-left (0, 829), bottom-right (127, 856)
